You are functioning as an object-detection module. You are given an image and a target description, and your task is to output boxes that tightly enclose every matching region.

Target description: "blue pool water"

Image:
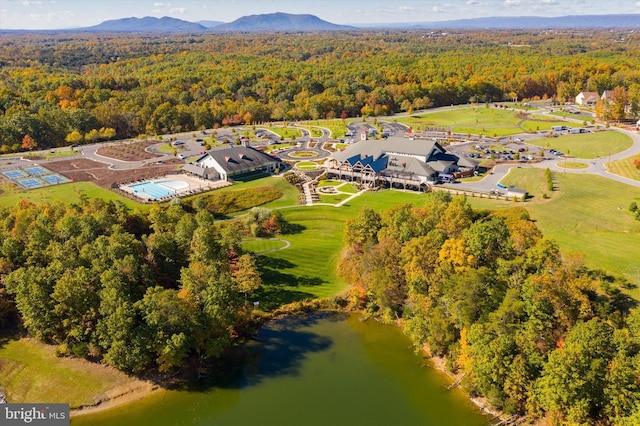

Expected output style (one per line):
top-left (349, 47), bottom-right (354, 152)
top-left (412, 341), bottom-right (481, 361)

top-left (128, 181), bottom-right (182, 199)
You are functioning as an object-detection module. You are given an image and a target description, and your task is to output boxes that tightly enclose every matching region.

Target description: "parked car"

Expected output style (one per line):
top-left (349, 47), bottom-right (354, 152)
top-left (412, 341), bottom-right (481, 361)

top-left (177, 153), bottom-right (186, 159)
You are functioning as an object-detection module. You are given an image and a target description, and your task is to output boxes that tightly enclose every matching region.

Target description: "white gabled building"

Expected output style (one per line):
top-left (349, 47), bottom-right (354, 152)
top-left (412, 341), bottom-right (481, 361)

top-left (575, 91), bottom-right (600, 106)
top-left (183, 146), bottom-right (281, 181)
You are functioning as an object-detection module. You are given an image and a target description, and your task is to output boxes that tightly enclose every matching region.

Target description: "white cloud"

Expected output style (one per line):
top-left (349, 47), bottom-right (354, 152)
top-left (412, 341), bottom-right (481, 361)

top-left (27, 10), bottom-right (73, 24)
top-left (467, 0), bottom-right (480, 4)
top-left (504, 0), bottom-right (521, 6)
top-left (170, 7), bottom-right (186, 14)
top-left (154, 2), bottom-right (165, 6)
top-left (541, 0), bottom-right (557, 4)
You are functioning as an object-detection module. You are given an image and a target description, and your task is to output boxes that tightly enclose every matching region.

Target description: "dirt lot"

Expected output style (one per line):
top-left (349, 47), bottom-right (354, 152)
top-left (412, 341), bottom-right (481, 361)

top-left (45, 158), bottom-right (184, 189)
top-left (95, 140), bottom-right (162, 161)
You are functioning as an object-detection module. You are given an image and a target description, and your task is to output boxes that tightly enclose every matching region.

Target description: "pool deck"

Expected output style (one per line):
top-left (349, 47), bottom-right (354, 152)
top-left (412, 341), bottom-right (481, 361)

top-left (118, 174), bottom-right (231, 201)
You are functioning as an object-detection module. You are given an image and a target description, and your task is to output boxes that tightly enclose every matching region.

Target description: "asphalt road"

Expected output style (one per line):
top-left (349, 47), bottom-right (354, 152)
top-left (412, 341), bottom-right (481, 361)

top-left (2, 107), bottom-right (639, 194)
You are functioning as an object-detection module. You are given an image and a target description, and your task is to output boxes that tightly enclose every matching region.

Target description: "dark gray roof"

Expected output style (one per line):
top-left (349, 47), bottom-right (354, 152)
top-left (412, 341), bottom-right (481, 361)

top-left (182, 163), bottom-right (216, 176)
top-left (204, 146), bottom-right (280, 173)
top-left (332, 137), bottom-right (442, 163)
top-left (330, 136), bottom-right (467, 178)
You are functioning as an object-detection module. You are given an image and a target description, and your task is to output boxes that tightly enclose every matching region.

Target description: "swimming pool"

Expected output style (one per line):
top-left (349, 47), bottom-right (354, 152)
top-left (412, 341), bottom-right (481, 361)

top-left (127, 180), bottom-right (188, 200)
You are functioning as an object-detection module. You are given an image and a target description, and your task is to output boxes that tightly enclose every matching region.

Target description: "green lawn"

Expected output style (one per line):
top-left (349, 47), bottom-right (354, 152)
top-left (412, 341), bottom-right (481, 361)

top-left (0, 181), bottom-right (149, 211)
top-left (240, 238), bottom-right (288, 253)
top-left (255, 189), bottom-right (429, 308)
top-left (256, 126), bottom-right (302, 140)
top-left (336, 183), bottom-right (359, 194)
top-left (295, 119), bottom-right (352, 138)
top-left (500, 167), bottom-right (551, 200)
top-left (609, 156), bottom-right (640, 181)
top-left (0, 337), bottom-right (135, 407)
top-left (398, 107), bottom-right (566, 137)
top-left (199, 176), bottom-right (300, 213)
top-left (557, 161), bottom-right (589, 169)
top-left (319, 193), bottom-right (350, 204)
top-left (295, 161), bottom-right (318, 170)
top-left (318, 180), bottom-right (343, 187)
top-left (473, 170), bottom-right (640, 295)
top-left (541, 131), bottom-right (633, 159)
top-left (263, 142), bottom-right (295, 153)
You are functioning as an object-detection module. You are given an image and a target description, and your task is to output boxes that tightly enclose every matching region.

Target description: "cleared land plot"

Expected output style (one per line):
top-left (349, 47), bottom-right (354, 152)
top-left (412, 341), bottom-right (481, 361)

top-left (96, 140), bottom-right (162, 161)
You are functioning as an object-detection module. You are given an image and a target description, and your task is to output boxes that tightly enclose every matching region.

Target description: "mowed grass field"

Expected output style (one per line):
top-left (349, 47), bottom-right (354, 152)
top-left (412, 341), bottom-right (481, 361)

top-left (256, 190), bottom-right (428, 309)
top-left (473, 168), bottom-right (640, 297)
top-left (397, 106), bottom-right (566, 136)
top-left (544, 131), bottom-right (633, 159)
top-left (0, 337), bottom-right (135, 408)
top-left (609, 156), bottom-right (640, 181)
top-left (0, 181), bottom-right (149, 211)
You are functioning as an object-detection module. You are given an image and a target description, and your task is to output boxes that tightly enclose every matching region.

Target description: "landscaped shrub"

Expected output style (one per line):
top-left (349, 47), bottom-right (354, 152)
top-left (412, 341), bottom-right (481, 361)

top-left (545, 168), bottom-right (553, 192)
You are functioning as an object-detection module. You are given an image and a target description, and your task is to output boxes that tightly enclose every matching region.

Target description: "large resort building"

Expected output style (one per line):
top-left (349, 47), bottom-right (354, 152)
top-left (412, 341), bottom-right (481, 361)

top-left (325, 137), bottom-right (477, 191)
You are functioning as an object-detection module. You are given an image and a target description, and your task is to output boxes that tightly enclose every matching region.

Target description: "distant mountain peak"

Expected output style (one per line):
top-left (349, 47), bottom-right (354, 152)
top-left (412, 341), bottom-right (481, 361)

top-left (84, 16), bottom-right (207, 32)
top-left (213, 12), bottom-right (353, 32)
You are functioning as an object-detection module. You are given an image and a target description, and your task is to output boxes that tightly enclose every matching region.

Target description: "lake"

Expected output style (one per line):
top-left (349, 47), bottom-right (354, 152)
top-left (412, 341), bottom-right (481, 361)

top-left (71, 312), bottom-right (487, 425)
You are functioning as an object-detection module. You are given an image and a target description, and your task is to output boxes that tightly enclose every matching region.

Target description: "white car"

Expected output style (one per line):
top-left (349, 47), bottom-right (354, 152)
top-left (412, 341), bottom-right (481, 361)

top-left (177, 154), bottom-right (186, 160)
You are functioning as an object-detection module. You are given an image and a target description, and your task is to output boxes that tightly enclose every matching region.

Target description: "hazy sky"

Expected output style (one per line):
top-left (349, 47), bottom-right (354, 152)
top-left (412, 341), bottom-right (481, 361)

top-left (0, 0), bottom-right (638, 30)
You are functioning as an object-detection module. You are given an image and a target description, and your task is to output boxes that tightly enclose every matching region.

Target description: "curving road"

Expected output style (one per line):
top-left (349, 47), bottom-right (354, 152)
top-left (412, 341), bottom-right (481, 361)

top-left (450, 125), bottom-right (640, 194)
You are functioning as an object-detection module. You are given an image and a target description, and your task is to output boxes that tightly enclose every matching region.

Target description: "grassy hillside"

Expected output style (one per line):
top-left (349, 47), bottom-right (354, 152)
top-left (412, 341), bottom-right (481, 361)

top-left (473, 169), bottom-right (640, 296)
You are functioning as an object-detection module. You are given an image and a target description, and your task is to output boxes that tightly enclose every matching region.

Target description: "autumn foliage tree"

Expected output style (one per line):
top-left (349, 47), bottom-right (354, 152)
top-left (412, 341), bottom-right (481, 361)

top-left (338, 194), bottom-right (640, 423)
top-left (21, 134), bottom-right (37, 151)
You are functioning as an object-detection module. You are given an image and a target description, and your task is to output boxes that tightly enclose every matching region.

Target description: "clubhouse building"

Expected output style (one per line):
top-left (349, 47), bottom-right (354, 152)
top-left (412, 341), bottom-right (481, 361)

top-left (325, 137), bottom-right (476, 191)
top-left (183, 145), bottom-right (281, 181)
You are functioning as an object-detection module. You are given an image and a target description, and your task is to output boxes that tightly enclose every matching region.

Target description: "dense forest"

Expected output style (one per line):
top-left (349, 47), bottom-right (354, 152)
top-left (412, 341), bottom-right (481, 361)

top-left (1, 30), bottom-right (640, 152)
top-left (0, 196), bottom-right (292, 373)
top-left (338, 193), bottom-right (640, 425)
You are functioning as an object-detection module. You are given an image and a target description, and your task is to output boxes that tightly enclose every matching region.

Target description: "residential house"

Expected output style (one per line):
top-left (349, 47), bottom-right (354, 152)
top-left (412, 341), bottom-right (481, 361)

top-left (575, 91), bottom-right (600, 106)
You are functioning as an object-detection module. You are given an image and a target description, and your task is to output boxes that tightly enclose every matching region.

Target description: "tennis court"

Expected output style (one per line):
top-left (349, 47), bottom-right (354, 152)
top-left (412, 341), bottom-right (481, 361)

top-left (2, 170), bottom-right (27, 179)
top-left (1, 166), bottom-right (70, 190)
top-left (24, 166), bottom-right (49, 176)
top-left (41, 174), bottom-right (70, 184)
top-left (17, 178), bottom-right (44, 189)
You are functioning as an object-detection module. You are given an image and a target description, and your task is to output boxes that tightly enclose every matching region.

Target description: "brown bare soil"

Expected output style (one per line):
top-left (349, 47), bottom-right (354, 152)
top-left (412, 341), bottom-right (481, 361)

top-left (45, 158), bottom-right (184, 189)
top-left (95, 140), bottom-right (163, 161)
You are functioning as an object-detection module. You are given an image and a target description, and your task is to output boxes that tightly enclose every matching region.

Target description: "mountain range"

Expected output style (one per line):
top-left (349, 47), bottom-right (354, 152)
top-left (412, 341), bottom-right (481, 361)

top-left (13, 12), bottom-right (640, 33)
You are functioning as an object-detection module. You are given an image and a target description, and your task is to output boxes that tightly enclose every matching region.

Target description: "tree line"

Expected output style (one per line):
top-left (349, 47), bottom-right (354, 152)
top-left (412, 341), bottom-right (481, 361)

top-left (1, 30), bottom-right (640, 152)
top-left (338, 193), bottom-right (640, 425)
top-left (0, 197), bottom-right (290, 373)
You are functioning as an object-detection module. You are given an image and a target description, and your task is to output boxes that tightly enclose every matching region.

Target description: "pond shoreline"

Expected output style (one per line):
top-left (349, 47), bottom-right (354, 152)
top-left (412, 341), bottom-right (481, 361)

top-left (69, 309), bottom-right (505, 424)
top-left (70, 381), bottom-right (160, 418)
